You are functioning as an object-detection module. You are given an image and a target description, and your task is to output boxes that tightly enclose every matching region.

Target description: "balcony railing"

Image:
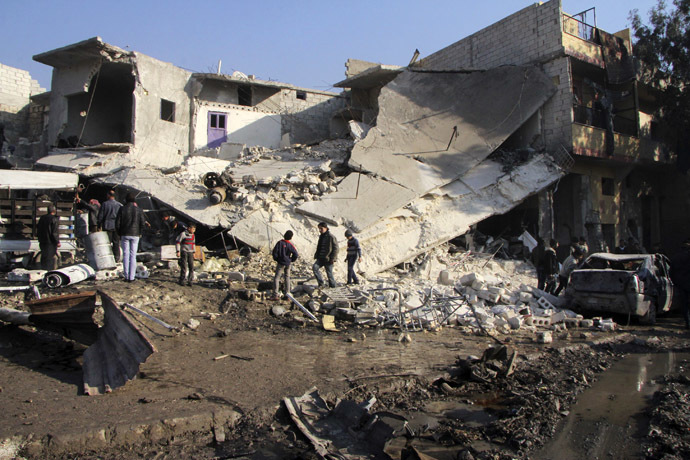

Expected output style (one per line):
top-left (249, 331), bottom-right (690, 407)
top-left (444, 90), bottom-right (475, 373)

top-left (563, 13), bottom-right (596, 43)
top-left (572, 103), bottom-right (637, 137)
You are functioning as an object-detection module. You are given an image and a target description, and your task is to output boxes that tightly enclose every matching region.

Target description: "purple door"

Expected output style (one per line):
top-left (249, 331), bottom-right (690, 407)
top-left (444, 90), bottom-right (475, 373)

top-left (207, 112), bottom-right (227, 148)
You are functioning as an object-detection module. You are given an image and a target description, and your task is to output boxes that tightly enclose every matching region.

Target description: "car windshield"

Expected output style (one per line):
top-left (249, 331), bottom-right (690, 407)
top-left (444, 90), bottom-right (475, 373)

top-left (582, 256), bottom-right (646, 271)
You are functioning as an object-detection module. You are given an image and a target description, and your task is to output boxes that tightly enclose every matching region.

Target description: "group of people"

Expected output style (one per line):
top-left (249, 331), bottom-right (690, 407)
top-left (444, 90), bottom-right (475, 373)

top-left (37, 190), bottom-right (198, 285)
top-left (270, 222), bottom-right (362, 300)
top-left (532, 237), bottom-right (587, 296)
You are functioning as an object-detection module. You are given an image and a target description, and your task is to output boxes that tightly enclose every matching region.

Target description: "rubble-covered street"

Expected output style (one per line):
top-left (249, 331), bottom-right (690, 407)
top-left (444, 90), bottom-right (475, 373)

top-left (0, 250), bottom-right (689, 460)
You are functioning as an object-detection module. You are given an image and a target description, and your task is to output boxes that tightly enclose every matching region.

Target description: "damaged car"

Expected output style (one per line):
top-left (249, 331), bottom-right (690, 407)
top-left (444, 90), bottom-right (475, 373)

top-left (565, 252), bottom-right (674, 324)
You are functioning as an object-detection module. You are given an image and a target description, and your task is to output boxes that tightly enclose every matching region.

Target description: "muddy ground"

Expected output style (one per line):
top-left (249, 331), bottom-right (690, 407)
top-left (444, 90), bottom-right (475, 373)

top-left (0, 267), bottom-right (689, 460)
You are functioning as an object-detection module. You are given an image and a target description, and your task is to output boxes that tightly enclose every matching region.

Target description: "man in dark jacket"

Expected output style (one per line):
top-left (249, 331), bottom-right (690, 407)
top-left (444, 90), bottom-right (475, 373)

top-left (271, 230), bottom-right (299, 300)
top-left (543, 239), bottom-right (559, 293)
top-left (98, 190), bottom-right (122, 262)
top-left (313, 222), bottom-right (338, 288)
top-left (670, 238), bottom-right (690, 330)
top-left (115, 193), bottom-right (146, 282)
top-left (344, 229), bottom-right (362, 285)
top-left (37, 205), bottom-right (60, 270)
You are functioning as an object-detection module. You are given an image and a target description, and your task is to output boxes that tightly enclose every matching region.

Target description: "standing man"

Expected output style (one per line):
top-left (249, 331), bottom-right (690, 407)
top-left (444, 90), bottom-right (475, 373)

top-left (115, 193), bottom-right (145, 283)
top-left (176, 224), bottom-right (196, 286)
top-left (98, 190), bottom-right (122, 262)
top-left (670, 238), bottom-right (690, 330)
top-left (554, 247), bottom-right (584, 296)
top-left (344, 229), bottom-right (362, 285)
top-left (271, 230), bottom-right (298, 300)
top-left (313, 222), bottom-right (338, 288)
top-left (543, 239), bottom-right (559, 293)
top-left (37, 205), bottom-right (60, 270)
top-left (532, 238), bottom-right (546, 290)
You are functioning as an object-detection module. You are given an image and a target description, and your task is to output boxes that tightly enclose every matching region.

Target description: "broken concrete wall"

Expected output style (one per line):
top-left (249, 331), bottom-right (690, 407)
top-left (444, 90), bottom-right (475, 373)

top-left (0, 63), bottom-right (45, 145)
top-left (277, 89), bottom-right (347, 146)
top-left (344, 59), bottom-right (381, 78)
top-left (297, 67), bottom-right (557, 233)
top-left (418, 0), bottom-right (572, 152)
top-left (130, 53), bottom-right (192, 168)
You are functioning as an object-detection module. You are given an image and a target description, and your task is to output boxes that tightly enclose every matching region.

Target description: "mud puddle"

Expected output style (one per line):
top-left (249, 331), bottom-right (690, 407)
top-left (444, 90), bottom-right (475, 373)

top-left (534, 351), bottom-right (690, 460)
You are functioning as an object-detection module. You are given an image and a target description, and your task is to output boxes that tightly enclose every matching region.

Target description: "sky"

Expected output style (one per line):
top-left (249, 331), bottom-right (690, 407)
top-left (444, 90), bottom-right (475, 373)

top-left (0, 0), bottom-right (661, 93)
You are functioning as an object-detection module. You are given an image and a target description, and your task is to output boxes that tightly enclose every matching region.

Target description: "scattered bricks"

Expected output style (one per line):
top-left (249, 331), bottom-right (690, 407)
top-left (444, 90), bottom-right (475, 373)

top-left (519, 291), bottom-right (533, 303)
top-left (537, 296), bottom-right (555, 310)
top-left (477, 290), bottom-right (500, 304)
top-left (460, 273), bottom-right (483, 286)
top-left (524, 315), bottom-right (534, 326)
top-left (536, 331), bottom-right (553, 344)
top-left (531, 316), bottom-right (552, 327)
top-left (467, 293), bottom-right (479, 305)
top-left (580, 319), bottom-right (594, 328)
top-left (550, 311), bottom-right (566, 324)
top-left (494, 316), bottom-right (509, 328)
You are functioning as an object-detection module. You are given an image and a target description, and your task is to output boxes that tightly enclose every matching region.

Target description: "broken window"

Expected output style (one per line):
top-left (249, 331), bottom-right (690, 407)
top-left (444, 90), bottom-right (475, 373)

top-left (601, 177), bottom-right (615, 196)
top-left (238, 85), bottom-right (251, 106)
top-left (296, 90), bottom-right (307, 101)
top-left (160, 99), bottom-right (175, 122)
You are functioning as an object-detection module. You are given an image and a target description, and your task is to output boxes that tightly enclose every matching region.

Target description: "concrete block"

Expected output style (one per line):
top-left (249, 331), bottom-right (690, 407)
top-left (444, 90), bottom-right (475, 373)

top-left (507, 315), bottom-right (522, 330)
top-left (531, 316), bottom-right (552, 327)
top-left (478, 289), bottom-right (500, 304)
top-left (459, 272), bottom-right (483, 286)
top-left (438, 269), bottom-right (452, 285)
top-left (536, 331), bottom-right (553, 344)
top-left (537, 296), bottom-right (555, 310)
top-left (227, 272), bottom-right (245, 281)
top-left (488, 286), bottom-right (506, 295)
top-left (550, 311), bottom-right (566, 324)
top-left (564, 318), bottom-right (580, 328)
top-left (580, 319), bottom-right (594, 328)
top-left (599, 319), bottom-right (616, 332)
top-left (519, 291), bottom-right (533, 303)
top-left (471, 279), bottom-right (486, 291)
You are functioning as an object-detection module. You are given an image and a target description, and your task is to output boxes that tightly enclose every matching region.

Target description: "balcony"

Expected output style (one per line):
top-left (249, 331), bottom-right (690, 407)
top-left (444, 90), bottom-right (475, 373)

top-left (562, 14), bottom-right (605, 68)
top-left (571, 123), bottom-right (674, 164)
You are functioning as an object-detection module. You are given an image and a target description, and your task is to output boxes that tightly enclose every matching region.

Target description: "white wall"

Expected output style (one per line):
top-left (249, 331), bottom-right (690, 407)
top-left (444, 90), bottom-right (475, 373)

top-left (193, 102), bottom-right (281, 150)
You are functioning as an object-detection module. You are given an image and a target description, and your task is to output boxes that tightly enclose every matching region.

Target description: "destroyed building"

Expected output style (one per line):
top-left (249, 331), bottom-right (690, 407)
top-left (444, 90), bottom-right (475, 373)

top-left (0, 63), bottom-right (46, 164)
top-left (29, 37), bottom-right (346, 170)
top-left (415, 0), bottom-right (688, 253)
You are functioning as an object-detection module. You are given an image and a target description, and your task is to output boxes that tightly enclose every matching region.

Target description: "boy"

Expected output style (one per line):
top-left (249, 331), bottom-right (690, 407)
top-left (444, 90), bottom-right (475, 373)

top-left (176, 224), bottom-right (196, 286)
top-left (271, 230), bottom-right (298, 300)
top-left (344, 229), bottom-right (362, 285)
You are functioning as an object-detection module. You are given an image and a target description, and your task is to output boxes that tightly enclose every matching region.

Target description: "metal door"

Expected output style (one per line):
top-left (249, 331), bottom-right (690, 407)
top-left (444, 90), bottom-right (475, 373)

top-left (207, 112), bottom-right (227, 148)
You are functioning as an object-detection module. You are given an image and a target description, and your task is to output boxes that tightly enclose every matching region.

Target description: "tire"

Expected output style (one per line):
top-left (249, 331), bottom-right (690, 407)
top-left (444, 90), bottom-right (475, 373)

top-left (639, 304), bottom-right (657, 325)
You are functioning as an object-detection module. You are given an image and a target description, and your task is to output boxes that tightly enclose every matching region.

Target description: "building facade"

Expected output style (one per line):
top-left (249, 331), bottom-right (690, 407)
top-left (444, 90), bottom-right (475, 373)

top-left (419, 0), bottom-right (686, 254)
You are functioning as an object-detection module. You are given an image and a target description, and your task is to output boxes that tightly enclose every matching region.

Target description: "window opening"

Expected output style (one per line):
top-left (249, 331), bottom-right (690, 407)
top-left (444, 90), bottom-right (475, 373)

top-left (296, 91), bottom-right (307, 101)
top-left (161, 99), bottom-right (175, 122)
top-left (601, 177), bottom-right (615, 196)
top-left (238, 85), bottom-right (251, 106)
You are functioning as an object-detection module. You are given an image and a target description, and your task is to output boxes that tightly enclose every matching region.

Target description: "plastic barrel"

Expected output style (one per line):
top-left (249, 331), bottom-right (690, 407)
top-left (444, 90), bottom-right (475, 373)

top-left (84, 231), bottom-right (117, 270)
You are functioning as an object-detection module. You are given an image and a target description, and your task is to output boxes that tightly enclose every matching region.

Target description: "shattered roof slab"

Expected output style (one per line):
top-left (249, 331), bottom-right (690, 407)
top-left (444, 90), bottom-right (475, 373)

top-left (0, 170), bottom-right (78, 190)
top-left (193, 73), bottom-right (341, 97)
top-left (333, 64), bottom-right (403, 89)
top-left (33, 36), bottom-right (130, 67)
top-left (298, 66), bottom-right (556, 232)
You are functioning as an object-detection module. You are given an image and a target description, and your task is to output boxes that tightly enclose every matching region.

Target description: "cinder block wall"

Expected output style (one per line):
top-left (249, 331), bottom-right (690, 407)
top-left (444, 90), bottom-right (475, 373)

top-left (277, 89), bottom-right (347, 144)
top-left (0, 63), bottom-right (46, 142)
top-left (418, 0), bottom-right (572, 150)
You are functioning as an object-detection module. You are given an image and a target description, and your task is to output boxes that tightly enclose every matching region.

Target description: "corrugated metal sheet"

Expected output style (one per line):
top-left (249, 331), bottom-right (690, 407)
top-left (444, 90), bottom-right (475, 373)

top-left (27, 291), bottom-right (99, 345)
top-left (82, 292), bottom-right (156, 395)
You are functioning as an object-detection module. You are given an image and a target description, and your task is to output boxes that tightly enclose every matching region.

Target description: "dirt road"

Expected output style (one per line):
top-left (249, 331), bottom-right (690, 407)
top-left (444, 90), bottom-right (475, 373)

top-left (0, 271), bottom-right (689, 459)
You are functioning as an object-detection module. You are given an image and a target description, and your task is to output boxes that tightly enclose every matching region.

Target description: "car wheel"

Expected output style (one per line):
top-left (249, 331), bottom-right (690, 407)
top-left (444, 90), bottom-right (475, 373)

top-left (639, 305), bottom-right (657, 325)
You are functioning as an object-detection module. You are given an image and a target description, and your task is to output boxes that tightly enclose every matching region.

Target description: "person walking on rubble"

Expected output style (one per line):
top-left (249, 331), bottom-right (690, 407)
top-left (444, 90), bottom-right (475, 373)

top-left (553, 246), bottom-right (584, 296)
top-left (115, 193), bottom-right (146, 282)
top-left (37, 205), bottom-right (60, 270)
top-left (98, 190), bottom-right (122, 262)
top-left (313, 222), bottom-right (338, 288)
top-left (532, 238), bottom-right (546, 290)
top-left (344, 229), bottom-right (362, 285)
top-left (543, 239), bottom-right (559, 294)
top-left (176, 224), bottom-right (196, 286)
top-left (670, 238), bottom-right (690, 330)
top-left (271, 230), bottom-right (298, 300)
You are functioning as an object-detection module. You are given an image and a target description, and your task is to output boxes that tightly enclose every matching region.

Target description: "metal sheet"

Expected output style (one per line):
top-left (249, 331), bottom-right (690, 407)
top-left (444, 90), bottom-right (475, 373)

top-left (26, 290), bottom-right (99, 345)
top-left (82, 292), bottom-right (156, 395)
top-left (43, 263), bottom-right (96, 288)
top-left (0, 170), bottom-right (78, 190)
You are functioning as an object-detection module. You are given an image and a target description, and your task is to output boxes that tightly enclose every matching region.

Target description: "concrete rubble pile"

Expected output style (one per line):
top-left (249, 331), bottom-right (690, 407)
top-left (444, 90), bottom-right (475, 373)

top-left (35, 65), bottom-right (568, 277)
top-left (287, 247), bottom-right (617, 336)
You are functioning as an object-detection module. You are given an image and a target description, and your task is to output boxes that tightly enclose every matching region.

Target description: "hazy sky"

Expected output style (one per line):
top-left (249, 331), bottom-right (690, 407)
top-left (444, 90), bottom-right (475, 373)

top-left (1, 0), bottom-right (661, 92)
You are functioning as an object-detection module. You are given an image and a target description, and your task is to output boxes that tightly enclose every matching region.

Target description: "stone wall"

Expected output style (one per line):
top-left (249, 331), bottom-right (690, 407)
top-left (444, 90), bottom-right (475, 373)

top-left (0, 63), bottom-right (45, 144)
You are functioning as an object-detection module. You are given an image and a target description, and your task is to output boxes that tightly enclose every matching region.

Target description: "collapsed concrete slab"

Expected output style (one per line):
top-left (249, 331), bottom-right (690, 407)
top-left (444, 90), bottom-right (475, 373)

top-left (296, 66), bottom-right (556, 232)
